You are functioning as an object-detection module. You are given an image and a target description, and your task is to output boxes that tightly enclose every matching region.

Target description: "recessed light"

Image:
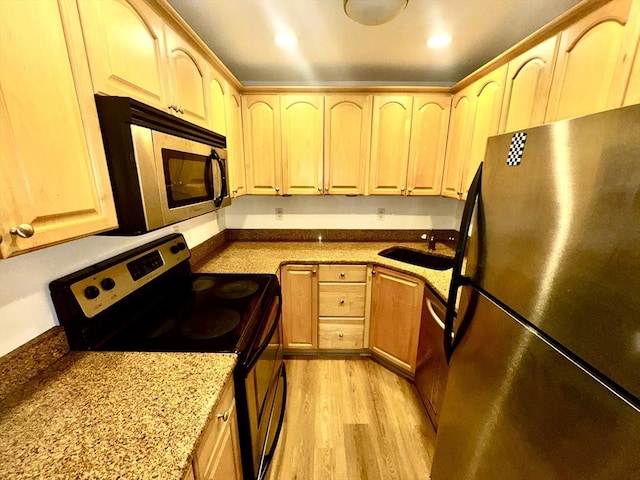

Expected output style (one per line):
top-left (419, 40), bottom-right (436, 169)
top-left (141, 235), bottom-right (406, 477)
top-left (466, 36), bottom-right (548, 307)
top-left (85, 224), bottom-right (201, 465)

top-left (275, 34), bottom-right (298, 48)
top-left (427, 35), bottom-right (452, 49)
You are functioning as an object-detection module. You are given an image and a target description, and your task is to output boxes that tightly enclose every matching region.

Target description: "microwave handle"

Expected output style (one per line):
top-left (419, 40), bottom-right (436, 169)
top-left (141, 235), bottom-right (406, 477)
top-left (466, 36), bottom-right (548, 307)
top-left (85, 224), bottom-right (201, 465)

top-left (210, 149), bottom-right (227, 207)
top-left (204, 152), bottom-right (214, 198)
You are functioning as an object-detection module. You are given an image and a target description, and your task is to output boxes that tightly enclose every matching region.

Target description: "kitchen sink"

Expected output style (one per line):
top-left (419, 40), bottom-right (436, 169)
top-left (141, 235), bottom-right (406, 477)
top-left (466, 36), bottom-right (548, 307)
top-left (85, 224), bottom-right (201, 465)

top-left (378, 247), bottom-right (455, 270)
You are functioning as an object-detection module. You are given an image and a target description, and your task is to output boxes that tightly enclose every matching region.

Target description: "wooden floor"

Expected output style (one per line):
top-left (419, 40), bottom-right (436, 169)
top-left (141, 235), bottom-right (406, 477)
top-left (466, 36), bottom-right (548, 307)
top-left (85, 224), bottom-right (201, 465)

top-left (266, 358), bottom-right (436, 480)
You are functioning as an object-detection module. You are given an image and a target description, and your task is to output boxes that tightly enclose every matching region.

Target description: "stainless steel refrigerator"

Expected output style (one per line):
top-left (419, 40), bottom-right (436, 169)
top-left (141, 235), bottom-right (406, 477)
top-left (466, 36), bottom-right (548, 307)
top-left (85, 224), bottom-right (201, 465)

top-left (431, 105), bottom-right (640, 479)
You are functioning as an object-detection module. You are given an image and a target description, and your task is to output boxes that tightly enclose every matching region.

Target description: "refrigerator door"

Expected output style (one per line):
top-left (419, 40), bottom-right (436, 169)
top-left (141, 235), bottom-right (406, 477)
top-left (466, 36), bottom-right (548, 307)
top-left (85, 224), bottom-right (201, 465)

top-left (431, 289), bottom-right (640, 480)
top-left (473, 105), bottom-right (640, 400)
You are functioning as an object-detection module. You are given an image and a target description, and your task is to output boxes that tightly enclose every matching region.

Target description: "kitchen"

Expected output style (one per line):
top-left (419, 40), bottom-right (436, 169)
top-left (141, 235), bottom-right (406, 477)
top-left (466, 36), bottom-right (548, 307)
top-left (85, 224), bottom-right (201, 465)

top-left (1, 0), bottom-right (639, 478)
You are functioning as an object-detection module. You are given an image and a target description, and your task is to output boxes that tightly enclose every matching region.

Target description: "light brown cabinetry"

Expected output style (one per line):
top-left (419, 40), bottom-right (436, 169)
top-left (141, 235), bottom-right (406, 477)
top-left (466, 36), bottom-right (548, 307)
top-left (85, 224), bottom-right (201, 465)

top-left (242, 95), bottom-right (282, 195)
top-left (281, 95), bottom-right (325, 195)
top-left (499, 35), bottom-right (559, 133)
top-left (226, 86), bottom-right (246, 198)
top-left (415, 287), bottom-right (449, 430)
top-left (623, 41), bottom-right (640, 106)
top-left (324, 95), bottom-right (372, 195)
top-left (369, 267), bottom-right (424, 374)
top-left (0, 0), bottom-right (117, 258)
top-left (545, 0), bottom-right (640, 122)
top-left (318, 265), bottom-right (367, 350)
top-left (208, 66), bottom-right (228, 136)
top-left (194, 381), bottom-right (242, 480)
top-left (407, 95), bottom-right (451, 196)
top-left (368, 95), bottom-right (413, 195)
top-left (76, 0), bottom-right (168, 110)
top-left (280, 264), bottom-right (318, 349)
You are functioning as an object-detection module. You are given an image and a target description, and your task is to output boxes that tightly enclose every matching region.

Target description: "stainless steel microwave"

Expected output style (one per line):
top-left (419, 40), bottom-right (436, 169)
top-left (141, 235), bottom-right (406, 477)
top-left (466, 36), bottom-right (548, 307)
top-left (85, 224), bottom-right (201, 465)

top-left (95, 96), bottom-right (230, 234)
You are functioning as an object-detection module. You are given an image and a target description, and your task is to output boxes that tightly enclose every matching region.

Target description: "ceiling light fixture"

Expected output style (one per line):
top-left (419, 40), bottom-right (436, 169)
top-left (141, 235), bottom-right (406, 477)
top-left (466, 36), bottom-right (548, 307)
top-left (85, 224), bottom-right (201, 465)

top-left (275, 34), bottom-right (298, 48)
top-left (427, 34), bottom-right (452, 49)
top-left (344, 0), bottom-right (408, 26)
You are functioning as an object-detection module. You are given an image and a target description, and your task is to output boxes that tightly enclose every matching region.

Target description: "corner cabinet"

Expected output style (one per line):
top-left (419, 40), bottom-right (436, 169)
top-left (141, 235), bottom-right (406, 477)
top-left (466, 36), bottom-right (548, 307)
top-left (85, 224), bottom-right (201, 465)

top-left (280, 264), bottom-right (318, 349)
top-left (242, 95), bottom-right (282, 195)
top-left (324, 95), bottom-right (372, 195)
top-left (369, 267), bottom-right (424, 374)
top-left (0, 0), bottom-right (117, 258)
top-left (193, 381), bottom-right (243, 480)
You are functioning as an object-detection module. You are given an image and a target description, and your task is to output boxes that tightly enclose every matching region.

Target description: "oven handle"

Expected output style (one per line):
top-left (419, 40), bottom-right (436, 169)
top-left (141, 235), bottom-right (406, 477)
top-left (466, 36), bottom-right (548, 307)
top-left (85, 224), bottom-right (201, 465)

top-left (259, 363), bottom-right (287, 480)
top-left (243, 293), bottom-right (282, 371)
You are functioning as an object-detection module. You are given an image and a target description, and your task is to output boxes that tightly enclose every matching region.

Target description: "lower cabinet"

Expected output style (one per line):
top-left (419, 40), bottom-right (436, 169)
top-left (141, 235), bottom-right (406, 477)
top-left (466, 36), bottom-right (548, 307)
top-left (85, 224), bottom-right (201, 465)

top-left (369, 266), bottom-right (424, 374)
top-left (415, 287), bottom-right (449, 430)
top-left (193, 381), bottom-right (243, 480)
top-left (280, 264), bottom-right (318, 349)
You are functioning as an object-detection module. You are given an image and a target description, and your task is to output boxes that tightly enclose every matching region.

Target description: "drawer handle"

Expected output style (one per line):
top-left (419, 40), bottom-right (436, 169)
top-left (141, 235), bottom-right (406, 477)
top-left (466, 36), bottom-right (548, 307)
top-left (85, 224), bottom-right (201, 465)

top-left (217, 411), bottom-right (229, 422)
top-left (339, 299), bottom-right (345, 305)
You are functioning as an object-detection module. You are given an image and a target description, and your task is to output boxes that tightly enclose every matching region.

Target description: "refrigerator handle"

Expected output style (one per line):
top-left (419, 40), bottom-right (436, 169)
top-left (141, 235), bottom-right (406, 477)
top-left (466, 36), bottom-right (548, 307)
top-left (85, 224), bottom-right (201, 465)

top-left (444, 163), bottom-right (482, 363)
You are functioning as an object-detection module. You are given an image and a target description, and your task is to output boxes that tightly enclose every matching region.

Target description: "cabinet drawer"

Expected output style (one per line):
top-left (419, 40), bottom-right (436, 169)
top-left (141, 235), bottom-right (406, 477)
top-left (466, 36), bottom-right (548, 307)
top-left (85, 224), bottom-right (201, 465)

top-left (318, 321), bottom-right (364, 349)
top-left (195, 380), bottom-right (235, 471)
top-left (319, 284), bottom-right (366, 317)
top-left (318, 264), bottom-right (367, 283)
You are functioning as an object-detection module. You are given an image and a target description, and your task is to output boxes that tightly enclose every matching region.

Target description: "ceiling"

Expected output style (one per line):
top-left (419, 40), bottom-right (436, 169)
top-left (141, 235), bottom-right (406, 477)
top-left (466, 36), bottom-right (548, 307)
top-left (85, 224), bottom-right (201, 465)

top-left (167, 0), bottom-right (581, 86)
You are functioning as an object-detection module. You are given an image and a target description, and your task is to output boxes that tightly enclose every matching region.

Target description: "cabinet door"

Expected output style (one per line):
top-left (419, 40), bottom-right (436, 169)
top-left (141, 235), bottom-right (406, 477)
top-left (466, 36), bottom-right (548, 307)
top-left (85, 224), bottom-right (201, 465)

top-left (440, 86), bottom-right (475, 199)
top-left (324, 95), bottom-right (372, 195)
top-left (623, 34), bottom-right (640, 106)
top-left (281, 95), bottom-right (324, 195)
top-left (227, 87), bottom-right (246, 198)
top-left (499, 35), bottom-right (559, 133)
top-left (208, 66), bottom-right (228, 136)
top-left (369, 95), bottom-right (413, 195)
top-left (407, 94), bottom-right (451, 196)
top-left (164, 26), bottom-right (209, 128)
top-left (369, 267), bottom-right (424, 373)
top-left (462, 65), bottom-right (507, 197)
top-left (242, 95), bottom-right (282, 195)
top-left (76, 0), bottom-right (168, 110)
top-left (545, 0), bottom-right (639, 122)
top-left (280, 265), bottom-right (318, 349)
top-left (0, 1), bottom-right (117, 258)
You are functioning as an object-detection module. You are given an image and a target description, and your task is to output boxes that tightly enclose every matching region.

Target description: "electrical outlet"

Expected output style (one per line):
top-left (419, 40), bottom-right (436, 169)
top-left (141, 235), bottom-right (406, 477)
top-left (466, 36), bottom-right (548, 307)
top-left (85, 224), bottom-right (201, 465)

top-left (377, 208), bottom-right (385, 221)
top-left (275, 207), bottom-right (284, 220)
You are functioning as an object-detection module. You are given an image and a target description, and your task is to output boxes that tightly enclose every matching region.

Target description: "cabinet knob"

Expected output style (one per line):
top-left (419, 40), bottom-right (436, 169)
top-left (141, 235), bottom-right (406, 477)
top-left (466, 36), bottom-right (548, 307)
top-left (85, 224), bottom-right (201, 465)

top-left (371, 270), bottom-right (376, 275)
top-left (338, 332), bottom-right (344, 338)
top-left (178, 105), bottom-right (185, 114)
top-left (401, 187), bottom-right (405, 192)
top-left (10, 224), bottom-right (35, 238)
top-left (317, 187), bottom-right (322, 192)
top-left (275, 187), bottom-right (280, 193)
top-left (217, 411), bottom-right (229, 422)
top-left (340, 272), bottom-right (345, 277)
top-left (339, 299), bottom-right (345, 305)
top-left (408, 188), bottom-right (413, 193)
top-left (312, 270), bottom-right (317, 275)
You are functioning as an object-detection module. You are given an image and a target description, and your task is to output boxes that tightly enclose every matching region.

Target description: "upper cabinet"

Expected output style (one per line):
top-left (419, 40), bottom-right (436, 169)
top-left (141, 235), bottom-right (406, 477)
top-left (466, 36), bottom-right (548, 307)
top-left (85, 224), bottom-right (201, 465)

top-left (77, 0), bottom-right (210, 129)
top-left (499, 35), bottom-right (559, 133)
top-left (407, 95), bottom-right (451, 196)
top-left (163, 26), bottom-right (209, 127)
top-left (242, 95), bottom-right (282, 195)
top-left (281, 95), bottom-right (324, 195)
top-left (368, 95), bottom-right (413, 195)
top-left (623, 41), bottom-right (640, 106)
top-left (76, 0), bottom-right (168, 110)
top-left (226, 86), bottom-right (246, 198)
top-left (208, 65), bottom-right (228, 136)
top-left (545, 0), bottom-right (640, 122)
top-left (324, 95), bottom-right (372, 195)
top-left (0, 1), bottom-right (117, 258)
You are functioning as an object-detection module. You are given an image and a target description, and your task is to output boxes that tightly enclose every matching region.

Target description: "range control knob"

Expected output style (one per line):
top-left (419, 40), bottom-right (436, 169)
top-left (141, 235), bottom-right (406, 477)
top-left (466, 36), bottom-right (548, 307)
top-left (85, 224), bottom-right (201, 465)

top-left (170, 245), bottom-right (180, 254)
top-left (84, 285), bottom-right (100, 300)
top-left (101, 278), bottom-right (116, 291)
top-left (178, 242), bottom-right (187, 251)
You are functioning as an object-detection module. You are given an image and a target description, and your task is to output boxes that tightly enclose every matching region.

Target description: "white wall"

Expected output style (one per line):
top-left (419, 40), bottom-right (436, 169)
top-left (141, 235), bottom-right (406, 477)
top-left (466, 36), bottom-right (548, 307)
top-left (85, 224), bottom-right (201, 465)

top-left (0, 211), bottom-right (224, 357)
top-left (225, 195), bottom-right (461, 230)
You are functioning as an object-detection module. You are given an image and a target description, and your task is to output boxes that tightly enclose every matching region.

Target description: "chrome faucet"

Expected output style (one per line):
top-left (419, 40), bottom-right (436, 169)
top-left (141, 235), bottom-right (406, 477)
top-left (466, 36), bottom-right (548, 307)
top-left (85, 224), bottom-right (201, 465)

top-left (421, 231), bottom-right (437, 251)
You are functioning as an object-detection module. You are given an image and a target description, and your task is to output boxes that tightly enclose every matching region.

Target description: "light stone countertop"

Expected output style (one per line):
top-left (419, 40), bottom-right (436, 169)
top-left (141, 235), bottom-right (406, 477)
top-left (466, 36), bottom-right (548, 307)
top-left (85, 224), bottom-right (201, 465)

top-left (0, 351), bottom-right (236, 479)
top-left (197, 241), bottom-right (455, 302)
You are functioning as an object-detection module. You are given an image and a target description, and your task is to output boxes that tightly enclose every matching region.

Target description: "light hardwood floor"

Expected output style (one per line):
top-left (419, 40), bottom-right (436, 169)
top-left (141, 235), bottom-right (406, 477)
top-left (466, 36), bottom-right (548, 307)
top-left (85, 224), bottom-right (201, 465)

top-left (267, 358), bottom-right (436, 480)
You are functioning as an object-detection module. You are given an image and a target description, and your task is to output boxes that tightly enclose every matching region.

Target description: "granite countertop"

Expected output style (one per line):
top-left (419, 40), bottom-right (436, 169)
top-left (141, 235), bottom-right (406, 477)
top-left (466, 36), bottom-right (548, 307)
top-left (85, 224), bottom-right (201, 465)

top-left (0, 351), bottom-right (236, 479)
top-left (197, 241), bottom-right (455, 302)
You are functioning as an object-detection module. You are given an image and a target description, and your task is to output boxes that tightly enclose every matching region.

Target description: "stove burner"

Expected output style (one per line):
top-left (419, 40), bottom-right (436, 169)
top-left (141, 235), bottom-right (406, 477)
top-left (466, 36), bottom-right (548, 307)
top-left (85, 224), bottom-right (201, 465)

top-left (180, 308), bottom-right (241, 339)
top-left (192, 277), bottom-right (216, 292)
top-left (214, 280), bottom-right (259, 299)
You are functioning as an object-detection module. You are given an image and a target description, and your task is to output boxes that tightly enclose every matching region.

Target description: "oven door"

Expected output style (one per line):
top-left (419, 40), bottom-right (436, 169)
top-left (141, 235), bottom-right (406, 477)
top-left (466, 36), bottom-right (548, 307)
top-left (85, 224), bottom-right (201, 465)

top-left (242, 296), bottom-right (285, 480)
top-left (151, 130), bottom-right (217, 225)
